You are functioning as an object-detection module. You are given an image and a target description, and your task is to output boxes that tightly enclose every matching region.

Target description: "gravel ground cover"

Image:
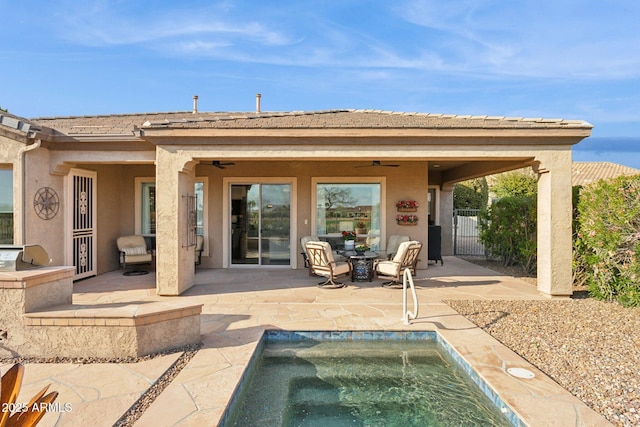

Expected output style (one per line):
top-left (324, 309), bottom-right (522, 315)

top-left (450, 257), bottom-right (640, 427)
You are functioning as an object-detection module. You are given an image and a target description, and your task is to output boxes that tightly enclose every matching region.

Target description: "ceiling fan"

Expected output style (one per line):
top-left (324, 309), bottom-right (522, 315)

top-left (211, 160), bottom-right (235, 169)
top-left (355, 160), bottom-right (400, 168)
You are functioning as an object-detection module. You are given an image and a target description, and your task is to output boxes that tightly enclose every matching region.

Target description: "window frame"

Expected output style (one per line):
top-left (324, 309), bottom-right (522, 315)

top-left (311, 176), bottom-right (386, 249)
top-left (135, 177), bottom-right (209, 256)
top-left (0, 166), bottom-right (14, 244)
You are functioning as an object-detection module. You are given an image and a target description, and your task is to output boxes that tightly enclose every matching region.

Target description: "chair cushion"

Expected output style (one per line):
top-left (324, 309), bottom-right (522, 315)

top-left (117, 235), bottom-right (148, 251)
top-left (392, 240), bottom-right (418, 262)
top-left (122, 246), bottom-right (148, 256)
top-left (300, 235), bottom-right (320, 254)
top-left (311, 241), bottom-right (335, 263)
top-left (376, 260), bottom-right (398, 276)
top-left (195, 235), bottom-right (205, 251)
top-left (125, 253), bottom-right (153, 263)
top-left (333, 261), bottom-right (351, 275)
top-left (387, 235), bottom-right (411, 256)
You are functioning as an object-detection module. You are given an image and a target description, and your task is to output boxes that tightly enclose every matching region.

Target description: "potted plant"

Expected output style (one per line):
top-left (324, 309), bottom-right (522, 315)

top-left (396, 200), bottom-right (419, 212)
top-left (341, 230), bottom-right (356, 250)
top-left (355, 243), bottom-right (368, 255)
top-left (396, 214), bottom-right (419, 225)
top-left (355, 221), bottom-right (367, 234)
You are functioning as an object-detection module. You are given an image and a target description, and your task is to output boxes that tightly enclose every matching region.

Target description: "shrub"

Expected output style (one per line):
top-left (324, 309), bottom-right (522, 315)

top-left (491, 169), bottom-right (538, 198)
top-left (479, 195), bottom-right (537, 273)
top-left (575, 175), bottom-right (640, 307)
top-left (572, 185), bottom-right (590, 287)
top-left (453, 178), bottom-right (488, 210)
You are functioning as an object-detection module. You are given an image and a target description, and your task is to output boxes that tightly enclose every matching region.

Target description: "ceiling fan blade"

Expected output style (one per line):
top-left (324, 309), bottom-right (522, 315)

top-left (356, 161), bottom-right (400, 168)
top-left (212, 160), bottom-right (235, 169)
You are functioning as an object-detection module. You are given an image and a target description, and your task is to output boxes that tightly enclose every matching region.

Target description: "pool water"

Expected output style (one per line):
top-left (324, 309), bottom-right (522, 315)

top-left (223, 333), bottom-right (513, 426)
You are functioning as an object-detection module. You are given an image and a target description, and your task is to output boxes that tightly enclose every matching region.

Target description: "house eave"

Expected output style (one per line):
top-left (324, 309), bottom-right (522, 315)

top-left (139, 127), bottom-right (592, 146)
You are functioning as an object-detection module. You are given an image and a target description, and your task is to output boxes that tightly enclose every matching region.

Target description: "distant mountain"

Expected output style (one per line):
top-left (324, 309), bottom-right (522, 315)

top-left (574, 137), bottom-right (640, 152)
top-left (573, 137), bottom-right (640, 169)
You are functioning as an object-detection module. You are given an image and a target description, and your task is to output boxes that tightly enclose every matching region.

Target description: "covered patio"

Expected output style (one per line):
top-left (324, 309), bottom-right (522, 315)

top-left (1, 108), bottom-right (592, 301)
top-left (9, 257), bottom-right (608, 426)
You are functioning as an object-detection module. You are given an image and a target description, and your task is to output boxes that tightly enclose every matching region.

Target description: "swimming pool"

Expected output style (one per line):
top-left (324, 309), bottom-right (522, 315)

top-left (221, 331), bottom-right (521, 426)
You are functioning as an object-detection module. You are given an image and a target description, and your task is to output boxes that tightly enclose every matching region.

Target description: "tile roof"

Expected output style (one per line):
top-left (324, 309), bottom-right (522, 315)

top-left (139, 109), bottom-right (592, 130)
top-left (21, 109), bottom-right (591, 137)
top-left (572, 162), bottom-right (640, 186)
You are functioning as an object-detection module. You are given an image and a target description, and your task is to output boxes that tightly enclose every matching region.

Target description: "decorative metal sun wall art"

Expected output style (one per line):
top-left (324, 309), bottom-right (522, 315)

top-left (33, 187), bottom-right (60, 220)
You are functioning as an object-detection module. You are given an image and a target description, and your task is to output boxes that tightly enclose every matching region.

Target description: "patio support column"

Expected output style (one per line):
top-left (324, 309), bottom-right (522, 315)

top-left (156, 147), bottom-right (196, 296)
top-left (439, 183), bottom-right (455, 256)
top-left (535, 149), bottom-right (573, 298)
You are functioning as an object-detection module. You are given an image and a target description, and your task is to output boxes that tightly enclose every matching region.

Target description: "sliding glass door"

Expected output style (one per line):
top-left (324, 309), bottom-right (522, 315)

top-left (231, 183), bottom-right (291, 266)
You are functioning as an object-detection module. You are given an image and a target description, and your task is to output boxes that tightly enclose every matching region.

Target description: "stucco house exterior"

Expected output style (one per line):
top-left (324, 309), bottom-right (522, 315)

top-left (0, 106), bottom-right (592, 298)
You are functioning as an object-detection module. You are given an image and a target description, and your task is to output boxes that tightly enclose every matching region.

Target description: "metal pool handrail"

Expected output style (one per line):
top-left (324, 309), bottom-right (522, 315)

top-left (402, 268), bottom-right (418, 325)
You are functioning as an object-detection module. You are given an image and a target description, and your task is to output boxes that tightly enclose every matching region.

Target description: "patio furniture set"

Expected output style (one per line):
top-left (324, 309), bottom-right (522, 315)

top-left (302, 236), bottom-right (423, 289)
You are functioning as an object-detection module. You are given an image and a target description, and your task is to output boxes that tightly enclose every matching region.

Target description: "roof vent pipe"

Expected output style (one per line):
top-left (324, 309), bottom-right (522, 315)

top-left (256, 93), bottom-right (261, 114)
top-left (192, 95), bottom-right (199, 114)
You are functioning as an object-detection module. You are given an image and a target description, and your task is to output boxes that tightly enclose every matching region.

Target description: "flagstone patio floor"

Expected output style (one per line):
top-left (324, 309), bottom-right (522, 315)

top-left (3, 256), bottom-right (610, 426)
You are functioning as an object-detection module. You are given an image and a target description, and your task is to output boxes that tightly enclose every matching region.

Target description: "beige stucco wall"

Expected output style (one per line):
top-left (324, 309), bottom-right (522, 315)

top-left (75, 164), bottom-right (156, 274)
top-left (2, 128), bottom-right (582, 298)
top-left (0, 267), bottom-right (74, 358)
top-left (22, 158), bottom-right (156, 275)
top-left (194, 160), bottom-right (430, 270)
top-left (23, 148), bottom-right (65, 261)
top-left (534, 148), bottom-right (574, 297)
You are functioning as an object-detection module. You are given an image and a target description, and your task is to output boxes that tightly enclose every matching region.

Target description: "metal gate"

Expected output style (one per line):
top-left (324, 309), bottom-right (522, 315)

top-left (68, 169), bottom-right (97, 280)
top-left (453, 209), bottom-right (485, 255)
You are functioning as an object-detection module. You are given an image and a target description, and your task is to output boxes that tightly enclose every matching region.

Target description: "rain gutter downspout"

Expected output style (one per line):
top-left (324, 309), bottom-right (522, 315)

top-left (17, 138), bottom-right (41, 244)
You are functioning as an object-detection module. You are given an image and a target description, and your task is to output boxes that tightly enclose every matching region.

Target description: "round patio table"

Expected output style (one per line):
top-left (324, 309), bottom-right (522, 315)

top-left (347, 252), bottom-right (379, 282)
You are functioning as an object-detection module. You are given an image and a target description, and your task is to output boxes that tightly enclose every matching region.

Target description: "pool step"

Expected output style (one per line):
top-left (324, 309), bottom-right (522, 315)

top-left (263, 353), bottom-right (451, 383)
top-left (287, 374), bottom-right (460, 406)
top-left (283, 401), bottom-right (440, 426)
top-left (285, 375), bottom-right (495, 425)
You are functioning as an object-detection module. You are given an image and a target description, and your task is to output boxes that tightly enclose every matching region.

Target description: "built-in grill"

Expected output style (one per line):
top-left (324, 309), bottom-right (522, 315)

top-left (0, 245), bottom-right (51, 271)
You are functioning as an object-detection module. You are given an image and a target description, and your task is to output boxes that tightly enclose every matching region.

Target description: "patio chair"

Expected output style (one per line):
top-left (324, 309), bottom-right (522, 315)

top-left (195, 235), bottom-right (205, 266)
top-left (386, 234), bottom-right (411, 259)
top-left (375, 240), bottom-right (422, 288)
top-left (305, 241), bottom-right (351, 288)
top-left (300, 235), bottom-right (319, 275)
top-left (116, 235), bottom-right (153, 275)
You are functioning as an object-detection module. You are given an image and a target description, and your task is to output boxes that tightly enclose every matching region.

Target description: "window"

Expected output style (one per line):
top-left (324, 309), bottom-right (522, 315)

top-left (0, 168), bottom-right (12, 243)
top-left (194, 181), bottom-right (205, 236)
top-left (136, 178), bottom-right (208, 253)
top-left (428, 187), bottom-right (438, 225)
top-left (313, 179), bottom-right (384, 250)
top-left (140, 181), bottom-right (156, 234)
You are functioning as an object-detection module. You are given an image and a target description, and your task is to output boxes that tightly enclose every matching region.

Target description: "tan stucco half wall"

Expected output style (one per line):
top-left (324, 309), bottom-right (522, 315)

top-left (0, 267), bottom-right (202, 358)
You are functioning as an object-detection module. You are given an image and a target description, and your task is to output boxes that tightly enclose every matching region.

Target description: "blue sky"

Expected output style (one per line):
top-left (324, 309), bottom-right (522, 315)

top-left (1, 0), bottom-right (639, 168)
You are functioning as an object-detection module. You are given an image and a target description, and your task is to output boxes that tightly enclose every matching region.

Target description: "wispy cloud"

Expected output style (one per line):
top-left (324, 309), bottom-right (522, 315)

top-left (393, 0), bottom-right (640, 80)
top-left (53, 1), bottom-right (293, 48)
top-left (2, 0), bottom-right (639, 139)
top-left (40, 0), bottom-right (640, 81)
